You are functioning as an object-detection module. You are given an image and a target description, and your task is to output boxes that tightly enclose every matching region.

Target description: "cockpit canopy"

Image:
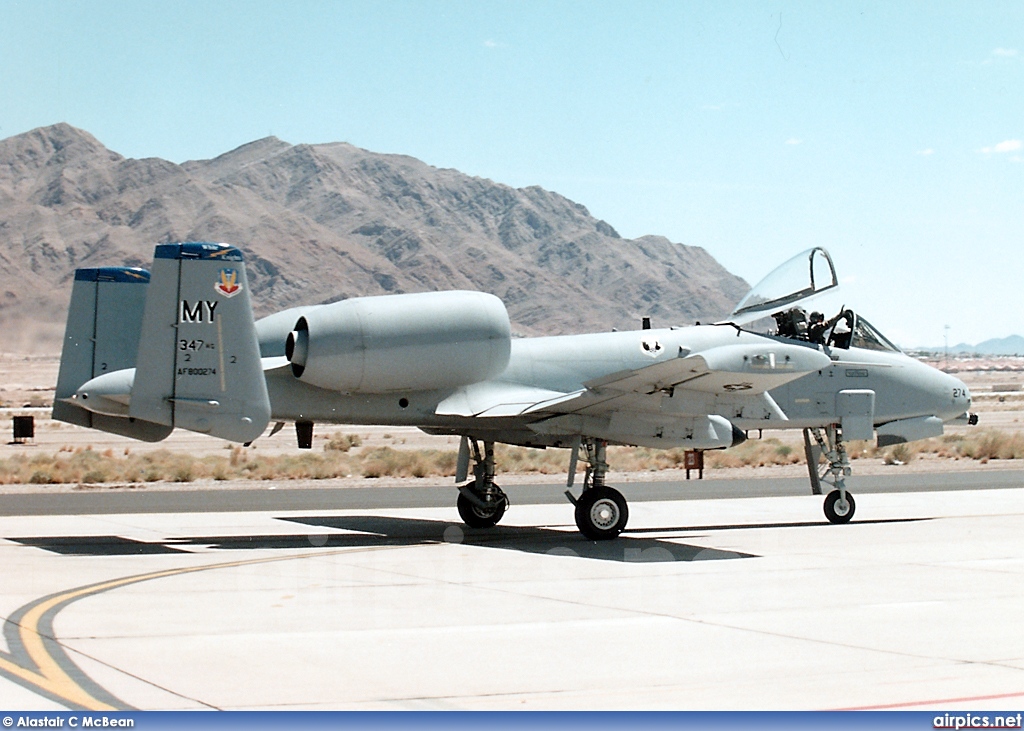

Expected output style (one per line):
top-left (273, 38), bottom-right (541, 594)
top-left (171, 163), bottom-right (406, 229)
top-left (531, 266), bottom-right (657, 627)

top-left (846, 315), bottom-right (900, 352)
top-left (729, 247), bottom-right (838, 325)
top-left (728, 247), bottom-right (901, 353)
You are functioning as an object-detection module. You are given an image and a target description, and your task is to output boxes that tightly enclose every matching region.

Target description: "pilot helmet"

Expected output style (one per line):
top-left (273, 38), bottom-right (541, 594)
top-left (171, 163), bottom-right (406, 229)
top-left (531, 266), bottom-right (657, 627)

top-left (809, 311), bottom-right (824, 323)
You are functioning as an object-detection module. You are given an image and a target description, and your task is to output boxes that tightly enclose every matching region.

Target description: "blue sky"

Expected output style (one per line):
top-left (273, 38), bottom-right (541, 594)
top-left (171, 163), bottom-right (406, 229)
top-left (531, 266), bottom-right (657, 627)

top-left (1, 1), bottom-right (1021, 347)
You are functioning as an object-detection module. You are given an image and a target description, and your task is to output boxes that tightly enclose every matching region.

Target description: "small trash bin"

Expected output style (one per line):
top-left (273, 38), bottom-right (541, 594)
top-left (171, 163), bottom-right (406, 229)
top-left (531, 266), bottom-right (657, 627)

top-left (12, 415), bottom-right (34, 444)
top-left (296, 421), bottom-right (314, 450)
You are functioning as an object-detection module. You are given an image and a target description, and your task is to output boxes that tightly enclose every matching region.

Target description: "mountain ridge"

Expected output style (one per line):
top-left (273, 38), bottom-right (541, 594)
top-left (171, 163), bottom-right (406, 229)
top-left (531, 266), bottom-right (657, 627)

top-left (915, 335), bottom-right (1024, 356)
top-left (0, 123), bottom-right (749, 352)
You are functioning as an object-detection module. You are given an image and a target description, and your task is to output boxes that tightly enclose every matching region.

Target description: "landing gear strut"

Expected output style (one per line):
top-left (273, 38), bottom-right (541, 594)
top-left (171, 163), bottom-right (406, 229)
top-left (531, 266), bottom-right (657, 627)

top-left (806, 426), bottom-right (856, 524)
top-left (456, 438), bottom-right (508, 529)
top-left (454, 436), bottom-right (629, 539)
top-left (568, 438), bottom-right (629, 540)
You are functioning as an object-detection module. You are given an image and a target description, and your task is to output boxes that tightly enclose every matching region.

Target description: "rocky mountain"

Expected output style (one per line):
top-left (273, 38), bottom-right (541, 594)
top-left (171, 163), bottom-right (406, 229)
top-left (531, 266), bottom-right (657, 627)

top-left (0, 123), bottom-right (748, 352)
top-left (940, 335), bottom-right (1024, 356)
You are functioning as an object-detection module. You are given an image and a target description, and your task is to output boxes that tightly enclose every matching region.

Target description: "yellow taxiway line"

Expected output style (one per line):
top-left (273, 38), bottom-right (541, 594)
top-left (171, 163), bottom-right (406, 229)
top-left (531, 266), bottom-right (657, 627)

top-left (0, 546), bottom-right (390, 710)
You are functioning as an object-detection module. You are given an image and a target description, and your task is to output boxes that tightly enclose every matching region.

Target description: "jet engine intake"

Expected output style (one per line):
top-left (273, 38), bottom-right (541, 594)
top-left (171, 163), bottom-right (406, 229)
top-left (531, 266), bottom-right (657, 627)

top-left (286, 291), bottom-right (512, 393)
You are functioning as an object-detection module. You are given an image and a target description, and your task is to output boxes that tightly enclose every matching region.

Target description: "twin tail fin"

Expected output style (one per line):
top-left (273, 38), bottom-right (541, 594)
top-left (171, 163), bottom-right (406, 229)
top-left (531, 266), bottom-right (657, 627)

top-left (54, 243), bottom-right (271, 444)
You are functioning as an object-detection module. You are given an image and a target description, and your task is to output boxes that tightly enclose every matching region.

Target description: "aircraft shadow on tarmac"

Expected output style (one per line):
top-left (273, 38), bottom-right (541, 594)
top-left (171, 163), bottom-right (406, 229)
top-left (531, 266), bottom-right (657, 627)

top-left (5, 516), bottom-right (931, 560)
top-left (273, 515), bottom-right (757, 563)
top-left (625, 517), bottom-right (931, 533)
top-left (9, 535), bottom-right (191, 556)
top-left (7, 515), bottom-right (763, 562)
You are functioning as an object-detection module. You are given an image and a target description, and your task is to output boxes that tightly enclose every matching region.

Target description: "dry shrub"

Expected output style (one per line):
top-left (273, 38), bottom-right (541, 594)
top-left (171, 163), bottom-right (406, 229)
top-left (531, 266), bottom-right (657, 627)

top-left (846, 440), bottom-right (876, 460)
top-left (882, 442), bottom-right (916, 465)
top-left (271, 453), bottom-right (351, 480)
top-left (497, 445), bottom-right (570, 474)
top-left (933, 434), bottom-right (966, 458)
top-left (1, 427), bottom-right (1022, 486)
top-left (704, 438), bottom-right (803, 469)
top-left (360, 447), bottom-right (453, 478)
top-left (432, 451), bottom-right (458, 475)
top-left (29, 470), bottom-right (54, 484)
top-left (955, 430), bottom-right (1024, 460)
top-left (324, 433), bottom-right (362, 452)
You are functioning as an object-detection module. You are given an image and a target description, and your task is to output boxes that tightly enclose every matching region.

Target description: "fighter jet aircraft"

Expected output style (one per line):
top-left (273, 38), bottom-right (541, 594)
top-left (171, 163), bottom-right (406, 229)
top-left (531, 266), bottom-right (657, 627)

top-left (54, 244), bottom-right (976, 539)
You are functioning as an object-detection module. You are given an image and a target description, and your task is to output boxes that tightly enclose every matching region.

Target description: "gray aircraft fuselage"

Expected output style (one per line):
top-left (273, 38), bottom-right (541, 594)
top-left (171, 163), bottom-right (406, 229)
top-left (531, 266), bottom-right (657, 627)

top-left (261, 321), bottom-right (972, 445)
top-left (767, 343), bottom-right (970, 430)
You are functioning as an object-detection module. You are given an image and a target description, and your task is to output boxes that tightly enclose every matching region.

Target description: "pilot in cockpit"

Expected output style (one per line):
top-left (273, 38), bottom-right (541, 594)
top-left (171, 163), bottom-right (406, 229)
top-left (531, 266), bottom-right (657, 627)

top-left (809, 310), bottom-right (854, 345)
top-left (827, 309), bottom-right (855, 348)
top-left (775, 307), bottom-right (855, 347)
top-left (736, 248), bottom-right (897, 354)
top-left (807, 311), bottom-right (833, 344)
top-left (773, 308), bottom-right (809, 340)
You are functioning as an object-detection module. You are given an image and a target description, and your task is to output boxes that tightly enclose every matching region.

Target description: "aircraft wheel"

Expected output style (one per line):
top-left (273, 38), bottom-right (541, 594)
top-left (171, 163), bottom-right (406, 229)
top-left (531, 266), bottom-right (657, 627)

top-left (457, 490), bottom-right (507, 529)
top-left (575, 486), bottom-right (629, 540)
top-left (824, 490), bottom-right (855, 524)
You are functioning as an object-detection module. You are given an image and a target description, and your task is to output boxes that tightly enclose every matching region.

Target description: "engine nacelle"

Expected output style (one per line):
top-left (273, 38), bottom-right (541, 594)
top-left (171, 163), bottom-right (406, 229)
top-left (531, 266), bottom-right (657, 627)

top-left (286, 291), bottom-right (512, 393)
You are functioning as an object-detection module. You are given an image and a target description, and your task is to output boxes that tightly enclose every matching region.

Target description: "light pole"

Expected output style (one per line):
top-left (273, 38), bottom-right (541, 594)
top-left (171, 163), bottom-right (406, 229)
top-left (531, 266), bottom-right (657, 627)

top-left (944, 324), bottom-right (950, 371)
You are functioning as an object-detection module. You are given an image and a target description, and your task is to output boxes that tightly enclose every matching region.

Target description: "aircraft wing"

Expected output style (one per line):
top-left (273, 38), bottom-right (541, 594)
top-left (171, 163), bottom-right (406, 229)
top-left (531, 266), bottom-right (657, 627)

top-left (435, 342), bottom-right (830, 418)
top-left (584, 342), bottom-right (831, 396)
top-left (435, 382), bottom-right (584, 418)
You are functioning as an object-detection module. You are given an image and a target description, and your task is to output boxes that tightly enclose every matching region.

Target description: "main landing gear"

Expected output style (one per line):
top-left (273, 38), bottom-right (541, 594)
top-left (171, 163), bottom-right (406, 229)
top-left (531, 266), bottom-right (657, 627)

top-left (456, 439), bottom-right (509, 529)
top-left (567, 438), bottom-right (629, 541)
top-left (804, 426), bottom-right (856, 524)
top-left (453, 436), bottom-right (629, 540)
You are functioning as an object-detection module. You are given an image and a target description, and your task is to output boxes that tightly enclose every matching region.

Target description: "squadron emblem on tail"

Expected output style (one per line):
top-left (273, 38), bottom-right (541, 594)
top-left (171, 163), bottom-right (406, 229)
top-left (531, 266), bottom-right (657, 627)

top-left (216, 268), bottom-right (241, 297)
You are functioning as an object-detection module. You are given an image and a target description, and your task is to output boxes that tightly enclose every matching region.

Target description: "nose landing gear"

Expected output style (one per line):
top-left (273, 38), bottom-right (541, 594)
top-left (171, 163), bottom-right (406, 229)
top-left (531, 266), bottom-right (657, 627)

top-left (806, 426), bottom-right (857, 524)
top-left (823, 489), bottom-right (855, 524)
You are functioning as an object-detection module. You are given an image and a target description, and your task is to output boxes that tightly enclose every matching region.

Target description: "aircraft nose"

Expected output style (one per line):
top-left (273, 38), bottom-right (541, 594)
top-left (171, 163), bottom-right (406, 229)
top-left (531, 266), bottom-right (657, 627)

top-left (943, 373), bottom-right (972, 420)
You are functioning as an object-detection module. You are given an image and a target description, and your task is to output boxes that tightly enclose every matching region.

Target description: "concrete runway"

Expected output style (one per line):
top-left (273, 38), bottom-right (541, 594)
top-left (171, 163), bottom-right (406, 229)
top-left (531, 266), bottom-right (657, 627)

top-left (2, 471), bottom-right (1024, 710)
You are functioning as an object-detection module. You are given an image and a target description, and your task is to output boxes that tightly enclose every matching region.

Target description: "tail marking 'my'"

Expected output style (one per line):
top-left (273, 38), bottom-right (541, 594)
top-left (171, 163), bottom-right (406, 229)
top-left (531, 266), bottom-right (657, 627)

top-left (129, 243), bottom-right (271, 443)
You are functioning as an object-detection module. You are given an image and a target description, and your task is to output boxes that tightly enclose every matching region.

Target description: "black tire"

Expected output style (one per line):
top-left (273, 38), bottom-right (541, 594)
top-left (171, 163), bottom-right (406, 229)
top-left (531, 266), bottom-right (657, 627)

top-left (824, 490), bottom-right (855, 524)
top-left (457, 490), bottom-right (507, 529)
top-left (574, 486), bottom-right (629, 540)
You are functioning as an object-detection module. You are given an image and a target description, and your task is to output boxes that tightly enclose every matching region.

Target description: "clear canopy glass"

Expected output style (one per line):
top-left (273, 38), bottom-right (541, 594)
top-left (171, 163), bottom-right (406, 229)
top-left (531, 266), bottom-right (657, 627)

top-left (850, 316), bottom-right (900, 353)
top-left (728, 247), bottom-right (839, 325)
